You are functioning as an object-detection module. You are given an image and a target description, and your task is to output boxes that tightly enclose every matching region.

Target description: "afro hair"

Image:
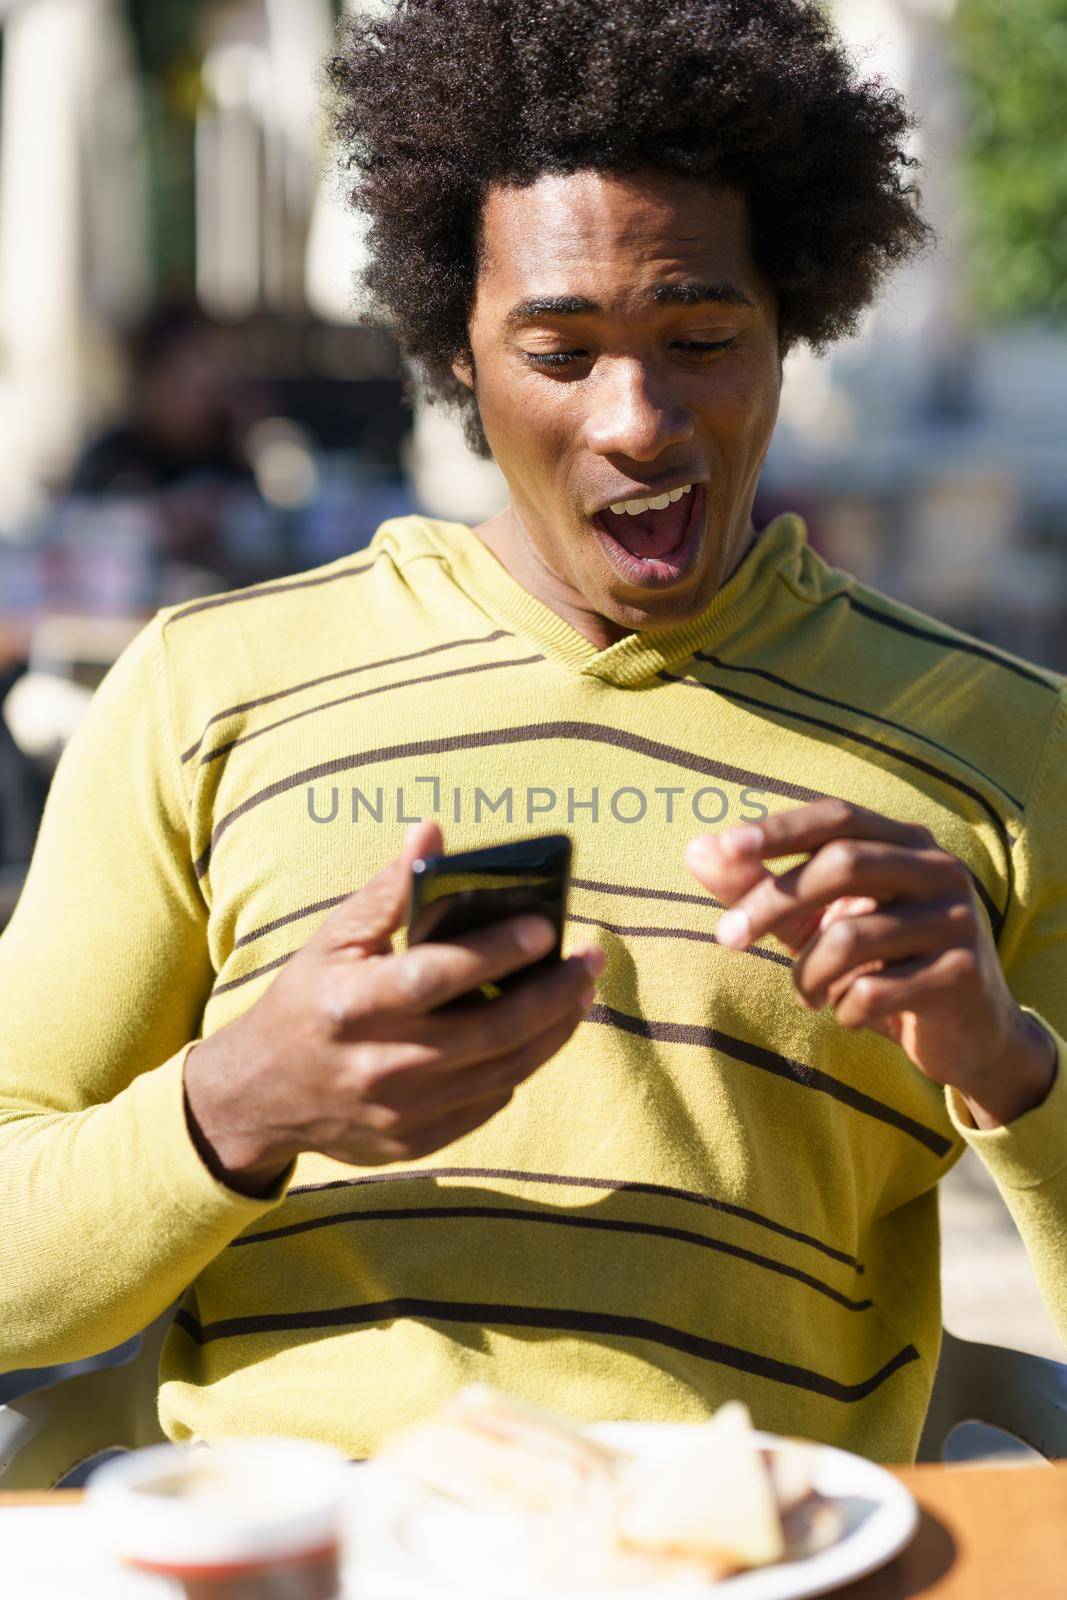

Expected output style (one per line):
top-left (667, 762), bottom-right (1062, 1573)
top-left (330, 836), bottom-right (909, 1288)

top-left (326, 0), bottom-right (932, 454)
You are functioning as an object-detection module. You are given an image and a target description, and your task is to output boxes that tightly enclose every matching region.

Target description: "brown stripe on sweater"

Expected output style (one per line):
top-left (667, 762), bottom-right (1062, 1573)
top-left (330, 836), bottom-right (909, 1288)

top-left (233, 875), bottom-right (729, 955)
top-left (837, 592), bottom-right (1060, 692)
top-left (587, 1001), bottom-right (952, 1157)
top-left (286, 1165), bottom-right (864, 1270)
top-left (233, 893), bottom-right (348, 951)
top-left (181, 632), bottom-right (514, 763)
top-left (212, 905), bottom-right (790, 998)
top-left (164, 555), bottom-right (380, 625)
top-left (209, 950), bottom-right (293, 997)
top-left (693, 652), bottom-right (1026, 813)
top-left (229, 1203), bottom-right (873, 1312)
top-left (571, 876), bottom-right (728, 909)
top-left (194, 721), bottom-right (832, 879)
top-left (664, 669), bottom-right (1012, 940)
top-left (233, 893), bottom-right (350, 951)
top-left (173, 1298), bottom-right (917, 1402)
top-left (567, 910), bottom-right (794, 969)
top-left (695, 674), bottom-right (1016, 857)
top-left (199, 654), bottom-right (546, 766)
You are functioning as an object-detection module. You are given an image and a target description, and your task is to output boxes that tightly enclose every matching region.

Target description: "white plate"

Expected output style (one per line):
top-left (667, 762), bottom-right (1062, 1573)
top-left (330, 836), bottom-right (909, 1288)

top-left (343, 1422), bottom-right (919, 1600)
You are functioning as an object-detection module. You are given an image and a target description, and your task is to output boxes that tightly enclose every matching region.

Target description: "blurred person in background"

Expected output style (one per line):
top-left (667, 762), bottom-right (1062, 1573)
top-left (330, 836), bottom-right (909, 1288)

top-left (1, 0), bottom-right (1065, 1470)
top-left (68, 303), bottom-right (260, 584)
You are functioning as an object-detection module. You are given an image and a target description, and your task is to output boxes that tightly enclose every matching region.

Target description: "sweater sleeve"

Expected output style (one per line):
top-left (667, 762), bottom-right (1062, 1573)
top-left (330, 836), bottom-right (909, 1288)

top-left (943, 683), bottom-right (1067, 1348)
top-left (0, 614), bottom-right (289, 1372)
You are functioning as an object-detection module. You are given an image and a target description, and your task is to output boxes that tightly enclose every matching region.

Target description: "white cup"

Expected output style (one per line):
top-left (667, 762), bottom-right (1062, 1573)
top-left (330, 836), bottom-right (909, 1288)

top-left (87, 1438), bottom-right (350, 1599)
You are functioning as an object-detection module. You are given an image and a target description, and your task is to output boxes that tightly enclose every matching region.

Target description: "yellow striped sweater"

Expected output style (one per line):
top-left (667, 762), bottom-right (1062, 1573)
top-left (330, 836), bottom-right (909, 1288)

top-left (2, 511), bottom-right (1066, 1464)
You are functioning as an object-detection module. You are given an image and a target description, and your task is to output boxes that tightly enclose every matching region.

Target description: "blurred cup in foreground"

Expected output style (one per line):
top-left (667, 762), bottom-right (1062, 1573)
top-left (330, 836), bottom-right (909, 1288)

top-left (87, 1438), bottom-right (350, 1599)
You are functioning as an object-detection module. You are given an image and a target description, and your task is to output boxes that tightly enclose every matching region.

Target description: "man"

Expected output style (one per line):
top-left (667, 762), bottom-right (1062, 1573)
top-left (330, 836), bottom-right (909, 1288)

top-left (67, 303), bottom-right (266, 588)
top-left (1, 0), bottom-right (1064, 1465)
top-left (69, 306), bottom-right (247, 503)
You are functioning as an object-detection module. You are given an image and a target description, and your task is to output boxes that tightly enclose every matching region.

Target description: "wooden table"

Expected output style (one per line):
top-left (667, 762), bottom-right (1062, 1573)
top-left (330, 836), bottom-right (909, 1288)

top-left (4, 1464), bottom-right (1067, 1597)
top-left (837, 1462), bottom-right (1067, 1598)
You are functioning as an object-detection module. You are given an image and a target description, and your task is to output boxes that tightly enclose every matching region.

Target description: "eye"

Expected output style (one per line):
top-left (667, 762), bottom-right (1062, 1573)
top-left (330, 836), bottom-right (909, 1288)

top-left (675, 338), bottom-right (739, 356)
top-left (522, 350), bottom-right (588, 369)
top-left (521, 338), bottom-right (739, 372)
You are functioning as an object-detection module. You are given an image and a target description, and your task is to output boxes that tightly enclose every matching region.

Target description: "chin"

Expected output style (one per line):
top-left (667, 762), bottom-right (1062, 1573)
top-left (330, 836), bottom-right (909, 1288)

top-left (604, 583), bottom-right (713, 634)
top-left (595, 552), bottom-right (726, 636)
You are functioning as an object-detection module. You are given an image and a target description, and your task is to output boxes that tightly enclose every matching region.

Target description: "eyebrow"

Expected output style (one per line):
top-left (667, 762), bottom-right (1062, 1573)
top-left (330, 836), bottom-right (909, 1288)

top-left (503, 280), bottom-right (755, 330)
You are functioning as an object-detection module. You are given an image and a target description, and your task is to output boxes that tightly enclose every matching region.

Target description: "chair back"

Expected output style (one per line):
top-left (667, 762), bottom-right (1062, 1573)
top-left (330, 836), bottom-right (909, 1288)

top-left (917, 1329), bottom-right (1067, 1462)
top-left (0, 1307), bottom-right (174, 1490)
top-left (3, 1319), bottom-right (1066, 1486)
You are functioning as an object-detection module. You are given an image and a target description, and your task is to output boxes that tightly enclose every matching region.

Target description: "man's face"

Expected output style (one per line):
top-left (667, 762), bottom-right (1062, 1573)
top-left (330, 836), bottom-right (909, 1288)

top-left (455, 168), bottom-right (783, 635)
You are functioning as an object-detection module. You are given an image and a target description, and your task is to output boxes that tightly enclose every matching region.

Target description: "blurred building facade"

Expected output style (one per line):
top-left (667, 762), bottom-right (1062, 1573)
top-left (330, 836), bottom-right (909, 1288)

top-left (768, 0), bottom-right (1067, 670)
top-left (0, 0), bottom-right (501, 538)
top-left (0, 0), bottom-right (1064, 642)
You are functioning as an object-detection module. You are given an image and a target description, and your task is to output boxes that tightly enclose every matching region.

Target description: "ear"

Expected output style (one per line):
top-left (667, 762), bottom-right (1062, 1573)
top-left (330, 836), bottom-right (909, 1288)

top-left (451, 347), bottom-right (475, 390)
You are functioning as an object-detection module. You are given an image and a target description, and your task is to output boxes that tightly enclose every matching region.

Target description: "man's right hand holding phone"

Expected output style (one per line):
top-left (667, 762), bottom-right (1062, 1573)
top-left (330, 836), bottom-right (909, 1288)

top-left (182, 820), bottom-right (603, 1197)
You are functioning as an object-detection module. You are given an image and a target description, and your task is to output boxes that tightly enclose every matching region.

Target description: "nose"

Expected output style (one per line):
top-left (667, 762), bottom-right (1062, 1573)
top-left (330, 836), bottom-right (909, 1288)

top-left (582, 357), bottom-right (695, 461)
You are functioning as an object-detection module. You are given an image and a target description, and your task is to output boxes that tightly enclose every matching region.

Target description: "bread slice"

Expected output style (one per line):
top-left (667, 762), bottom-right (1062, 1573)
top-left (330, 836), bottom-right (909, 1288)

top-left (614, 1402), bottom-right (785, 1569)
top-left (375, 1385), bottom-right (618, 1515)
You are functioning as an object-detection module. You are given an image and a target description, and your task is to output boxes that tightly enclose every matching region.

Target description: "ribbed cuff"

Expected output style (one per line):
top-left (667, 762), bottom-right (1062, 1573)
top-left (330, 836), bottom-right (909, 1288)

top-left (945, 1008), bottom-right (1067, 1191)
top-left (129, 1044), bottom-right (295, 1221)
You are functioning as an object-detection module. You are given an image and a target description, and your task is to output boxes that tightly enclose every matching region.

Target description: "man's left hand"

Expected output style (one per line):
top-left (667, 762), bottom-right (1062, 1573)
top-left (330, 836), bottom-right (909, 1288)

top-left (685, 798), bottom-right (1057, 1130)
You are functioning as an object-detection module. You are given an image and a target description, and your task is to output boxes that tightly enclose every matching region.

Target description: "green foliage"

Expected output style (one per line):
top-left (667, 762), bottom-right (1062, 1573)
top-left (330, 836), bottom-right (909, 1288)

top-left (124, 0), bottom-right (203, 297)
top-left (954, 0), bottom-right (1067, 326)
top-left (124, 0), bottom-right (200, 78)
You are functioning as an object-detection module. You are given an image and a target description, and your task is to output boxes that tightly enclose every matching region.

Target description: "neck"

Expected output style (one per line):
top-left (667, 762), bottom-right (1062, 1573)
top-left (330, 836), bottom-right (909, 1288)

top-left (471, 506), bottom-right (763, 650)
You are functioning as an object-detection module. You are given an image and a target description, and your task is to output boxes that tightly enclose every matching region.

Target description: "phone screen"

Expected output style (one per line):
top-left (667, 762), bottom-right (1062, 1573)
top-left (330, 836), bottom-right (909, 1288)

top-left (406, 833), bottom-right (572, 1005)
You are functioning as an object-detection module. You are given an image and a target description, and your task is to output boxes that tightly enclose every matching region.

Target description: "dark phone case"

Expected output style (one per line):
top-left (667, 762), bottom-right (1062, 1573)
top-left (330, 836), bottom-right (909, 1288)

top-left (406, 833), bottom-right (572, 1005)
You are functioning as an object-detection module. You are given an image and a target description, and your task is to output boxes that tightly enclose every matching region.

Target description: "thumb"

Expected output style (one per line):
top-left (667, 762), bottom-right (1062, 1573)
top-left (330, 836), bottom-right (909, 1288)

top-left (314, 818), bottom-right (445, 956)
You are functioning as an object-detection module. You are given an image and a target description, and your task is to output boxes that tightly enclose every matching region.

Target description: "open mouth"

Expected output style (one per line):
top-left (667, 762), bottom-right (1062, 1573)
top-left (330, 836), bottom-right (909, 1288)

top-left (592, 482), bottom-right (705, 589)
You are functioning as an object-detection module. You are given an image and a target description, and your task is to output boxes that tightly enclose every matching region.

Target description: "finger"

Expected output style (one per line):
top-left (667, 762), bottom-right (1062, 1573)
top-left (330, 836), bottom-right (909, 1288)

top-left (792, 900), bottom-right (975, 1011)
top-left (340, 950), bottom-right (598, 1074)
top-left (684, 840), bottom-right (873, 948)
top-left (338, 1089), bottom-right (519, 1167)
top-left (818, 895), bottom-right (881, 929)
top-left (428, 949), bottom-right (599, 1066)
top-left (713, 841), bottom-right (972, 954)
top-left (830, 947), bottom-right (978, 1031)
top-left (310, 820), bottom-right (445, 958)
top-left (382, 1090), bottom-right (519, 1164)
top-left (786, 895), bottom-right (880, 961)
top-left (394, 999), bottom-right (588, 1123)
top-left (710, 798), bottom-right (936, 868)
top-left (789, 894), bottom-right (879, 975)
top-left (367, 912), bottom-right (584, 1015)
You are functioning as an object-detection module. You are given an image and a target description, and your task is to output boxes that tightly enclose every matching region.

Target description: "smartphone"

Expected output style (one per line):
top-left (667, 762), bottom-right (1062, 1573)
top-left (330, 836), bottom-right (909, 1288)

top-left (406, 832), bottom-right (572, 1006)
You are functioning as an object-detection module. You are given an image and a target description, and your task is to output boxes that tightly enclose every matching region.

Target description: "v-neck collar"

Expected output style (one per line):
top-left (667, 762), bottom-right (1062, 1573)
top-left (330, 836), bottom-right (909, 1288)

top-left (413, 511), bottom-right (808, 687)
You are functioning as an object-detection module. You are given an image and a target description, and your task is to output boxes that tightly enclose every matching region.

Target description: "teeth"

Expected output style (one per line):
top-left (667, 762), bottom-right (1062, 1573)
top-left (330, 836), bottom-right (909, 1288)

top-left (607, 483), bottom-right (693, 516)
top-left (609, 497), bottom-right (648, 515)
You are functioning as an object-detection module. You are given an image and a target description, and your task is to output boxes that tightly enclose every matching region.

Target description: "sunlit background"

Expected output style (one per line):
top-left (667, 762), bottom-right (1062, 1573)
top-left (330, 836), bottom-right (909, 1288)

top-left (1, 0), bottom-right (1065, 1367)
